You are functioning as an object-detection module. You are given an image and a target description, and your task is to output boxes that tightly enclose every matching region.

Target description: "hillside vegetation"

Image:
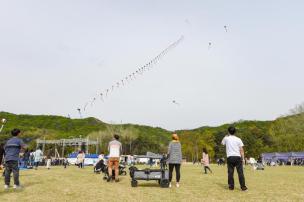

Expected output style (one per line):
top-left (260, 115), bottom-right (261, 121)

top-left (1, 104), bottom-right (303, 160)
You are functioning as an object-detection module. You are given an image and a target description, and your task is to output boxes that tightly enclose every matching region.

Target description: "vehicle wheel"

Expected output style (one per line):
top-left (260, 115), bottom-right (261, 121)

top-left (158, 180), bottom-right (161, 184)
top-left (160, 179), bottom-right (169, 188)
top-left (129, 166), bottom-right (138, 178)
top-left (122, 171), bottom-right (127, 176)
top-left (131, 180), bottom-right (138, 187)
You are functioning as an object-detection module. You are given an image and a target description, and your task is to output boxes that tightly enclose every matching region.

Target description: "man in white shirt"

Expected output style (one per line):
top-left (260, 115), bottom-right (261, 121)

top-left (107, 134), bottom-right (122, 182)
top-left (222, 126), bottom-right (247, 191)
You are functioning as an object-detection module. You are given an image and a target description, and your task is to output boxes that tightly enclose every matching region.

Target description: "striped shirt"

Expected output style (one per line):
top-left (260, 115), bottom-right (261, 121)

top-left (167, 141), bottom-right (182, 164)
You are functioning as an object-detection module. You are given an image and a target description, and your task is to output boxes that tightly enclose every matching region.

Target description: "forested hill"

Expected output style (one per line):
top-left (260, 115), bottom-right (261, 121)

top-left (0, 111), bottom-right (303, 160)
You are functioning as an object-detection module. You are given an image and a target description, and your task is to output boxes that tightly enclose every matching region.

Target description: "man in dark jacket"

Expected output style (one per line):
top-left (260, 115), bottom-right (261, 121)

top-left (4, 129), bottom-right (26, 189)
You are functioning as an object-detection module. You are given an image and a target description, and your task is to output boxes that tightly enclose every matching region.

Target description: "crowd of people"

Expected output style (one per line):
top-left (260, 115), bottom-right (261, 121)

top-left (264, 158), bottom-right (304, 166)
top-left (0, 126), bottom-right (249, 191)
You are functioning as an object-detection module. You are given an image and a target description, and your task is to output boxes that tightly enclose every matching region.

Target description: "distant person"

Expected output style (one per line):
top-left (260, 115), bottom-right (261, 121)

top-left (34, 147), bottom-right (43, 170)
top-left (222, 126), bottom-right (247, 191)
top-left (0, 143), bottom-right (5, 170)
top-left (77, 151), bottom-right (85, 168)
top-left (107, 134), bottom-right (122, 182)
top-left (202, 148), bottom-right (212, 174)
top-left (63, 158), bottom-right (68, 169)
top-left (167, 133), bottom-right (182, 188)
top-left (23, 149), bottom-right (30, 168)
top-left (46, 150), bottom-right (52, 170)
top-left (98, 153), bottom-right (104, 161)
top-left (29, 149), bottom-right (35, 167)
top-left (4, 129), bottom-right (26, 189)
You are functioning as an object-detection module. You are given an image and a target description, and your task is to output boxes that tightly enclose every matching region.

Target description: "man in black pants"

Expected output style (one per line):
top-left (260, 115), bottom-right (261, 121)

top-left (222, 126), bottom-right (247, 191)
top-left (4, 129), bottom-right (26, 189)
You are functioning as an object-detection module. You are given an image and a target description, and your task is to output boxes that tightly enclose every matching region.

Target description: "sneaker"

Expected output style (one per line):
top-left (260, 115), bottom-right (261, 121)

top-left (4, 185), bottom-right (9, 190)
top-left (241, 187), bottom-right (248, 191)
top-left (107, 176), bottom-right (112, 182)
top-left (176, 183), bottom-right (180, 188)
top-left (169, 183), bottom-right (172, 188)
top-left (229, 186), bottom-right (234, 190)
top-left (13, 185), bottom-right (21, 189)
top-left (115, 179), bottom-right (119, 183)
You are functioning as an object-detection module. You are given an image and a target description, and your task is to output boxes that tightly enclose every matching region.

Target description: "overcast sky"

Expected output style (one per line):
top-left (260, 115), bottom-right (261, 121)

top-left (1, 0), bottom-right (304, 130)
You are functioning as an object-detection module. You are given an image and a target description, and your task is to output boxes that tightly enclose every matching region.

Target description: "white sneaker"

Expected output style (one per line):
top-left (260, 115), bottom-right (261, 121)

top-left (4, 185), bottom-right (9, 190)
top-left (169, 183), bottom-right (172, 188)
top-left (13, 185), bottom-right (21, 189)
top-left (176, 183), bottom-right (180, 188)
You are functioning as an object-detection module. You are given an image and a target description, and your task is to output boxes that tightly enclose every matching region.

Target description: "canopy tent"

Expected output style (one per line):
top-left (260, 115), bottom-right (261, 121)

top-left (262, 152), bottom-right (304, 162)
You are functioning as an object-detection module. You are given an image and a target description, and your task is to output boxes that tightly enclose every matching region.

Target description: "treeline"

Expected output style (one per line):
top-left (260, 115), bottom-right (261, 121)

top-left (1, 104), bottom-right (303, 161)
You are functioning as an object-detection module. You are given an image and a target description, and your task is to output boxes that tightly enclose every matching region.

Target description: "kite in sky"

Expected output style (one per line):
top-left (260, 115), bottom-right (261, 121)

top-left (224, 25), bottom-right (228, 32)
top-left (75, 22), bottom-right (236, 117)
top-left (172, 100), bottom-right (180, 106)
top-left (77, 35), bottom-right (184, 116)
top-left (77, 108), bottom-right (82, 118)
top-left (90, 97), bottom-right (96, 107)
top-left (208, 42), bottom-right (212, 50)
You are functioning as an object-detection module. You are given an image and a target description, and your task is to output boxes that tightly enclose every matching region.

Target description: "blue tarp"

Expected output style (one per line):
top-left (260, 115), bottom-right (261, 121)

top-left (68, 153), bottom-right (99, 158)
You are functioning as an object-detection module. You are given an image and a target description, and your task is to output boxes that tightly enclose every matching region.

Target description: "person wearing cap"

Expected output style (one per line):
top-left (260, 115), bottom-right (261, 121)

top-left (167, 133), bottom-right (182, 188)
top-left (221, 126), bottom-right (247, 191)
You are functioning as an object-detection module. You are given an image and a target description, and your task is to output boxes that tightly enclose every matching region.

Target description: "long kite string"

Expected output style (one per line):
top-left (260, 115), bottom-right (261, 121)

top-left (78, 35), bottom-right (184, 116)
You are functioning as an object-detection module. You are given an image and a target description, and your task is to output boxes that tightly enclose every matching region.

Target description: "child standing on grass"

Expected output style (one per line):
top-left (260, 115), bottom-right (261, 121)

top-left (4, 129), bottom-right (26, 190)
top-left (202, 148), bottom-right (212, 174)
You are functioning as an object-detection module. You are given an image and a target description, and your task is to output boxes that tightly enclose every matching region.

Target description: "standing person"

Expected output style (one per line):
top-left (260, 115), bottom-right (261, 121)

top-left (77, 151), bottom-right (85, 168)
top-left (23, 149), bottom-right (30, 168)
top-left (46, 150), bottom-right (52, 170)
top-left (0, 143), bottom-right (5, 170)
top-left (167, 133), bottom-right (182, 188)
top-left (29, 149), bottom-right (35, 167)
top-left (63, 157), bottom-right (68, 169)
top-left (107, 134), bottom-right (122, 182)
top-left (34, 147), bottom-right (43, 170)
top-left (3, 129), bottom-right (26, 189)
top-left (221, 126), bottom-right (248, 191)
top-left (202, 148), bottom-right (212, 174)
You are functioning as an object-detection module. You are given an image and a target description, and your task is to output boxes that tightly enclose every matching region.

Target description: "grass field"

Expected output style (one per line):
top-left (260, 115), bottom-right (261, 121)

top-left (0, 164), bottom-right (303, 202)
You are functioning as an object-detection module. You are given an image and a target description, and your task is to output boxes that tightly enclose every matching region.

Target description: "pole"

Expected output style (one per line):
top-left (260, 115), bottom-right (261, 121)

top-left (42, 137), bottom-right (46, 153)
top-left (96, 138), bottom-right (99, 154)
top-left (62, 139), bottom-right (65, 158)
top-left (86, 137), bottom-right (89, 154)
